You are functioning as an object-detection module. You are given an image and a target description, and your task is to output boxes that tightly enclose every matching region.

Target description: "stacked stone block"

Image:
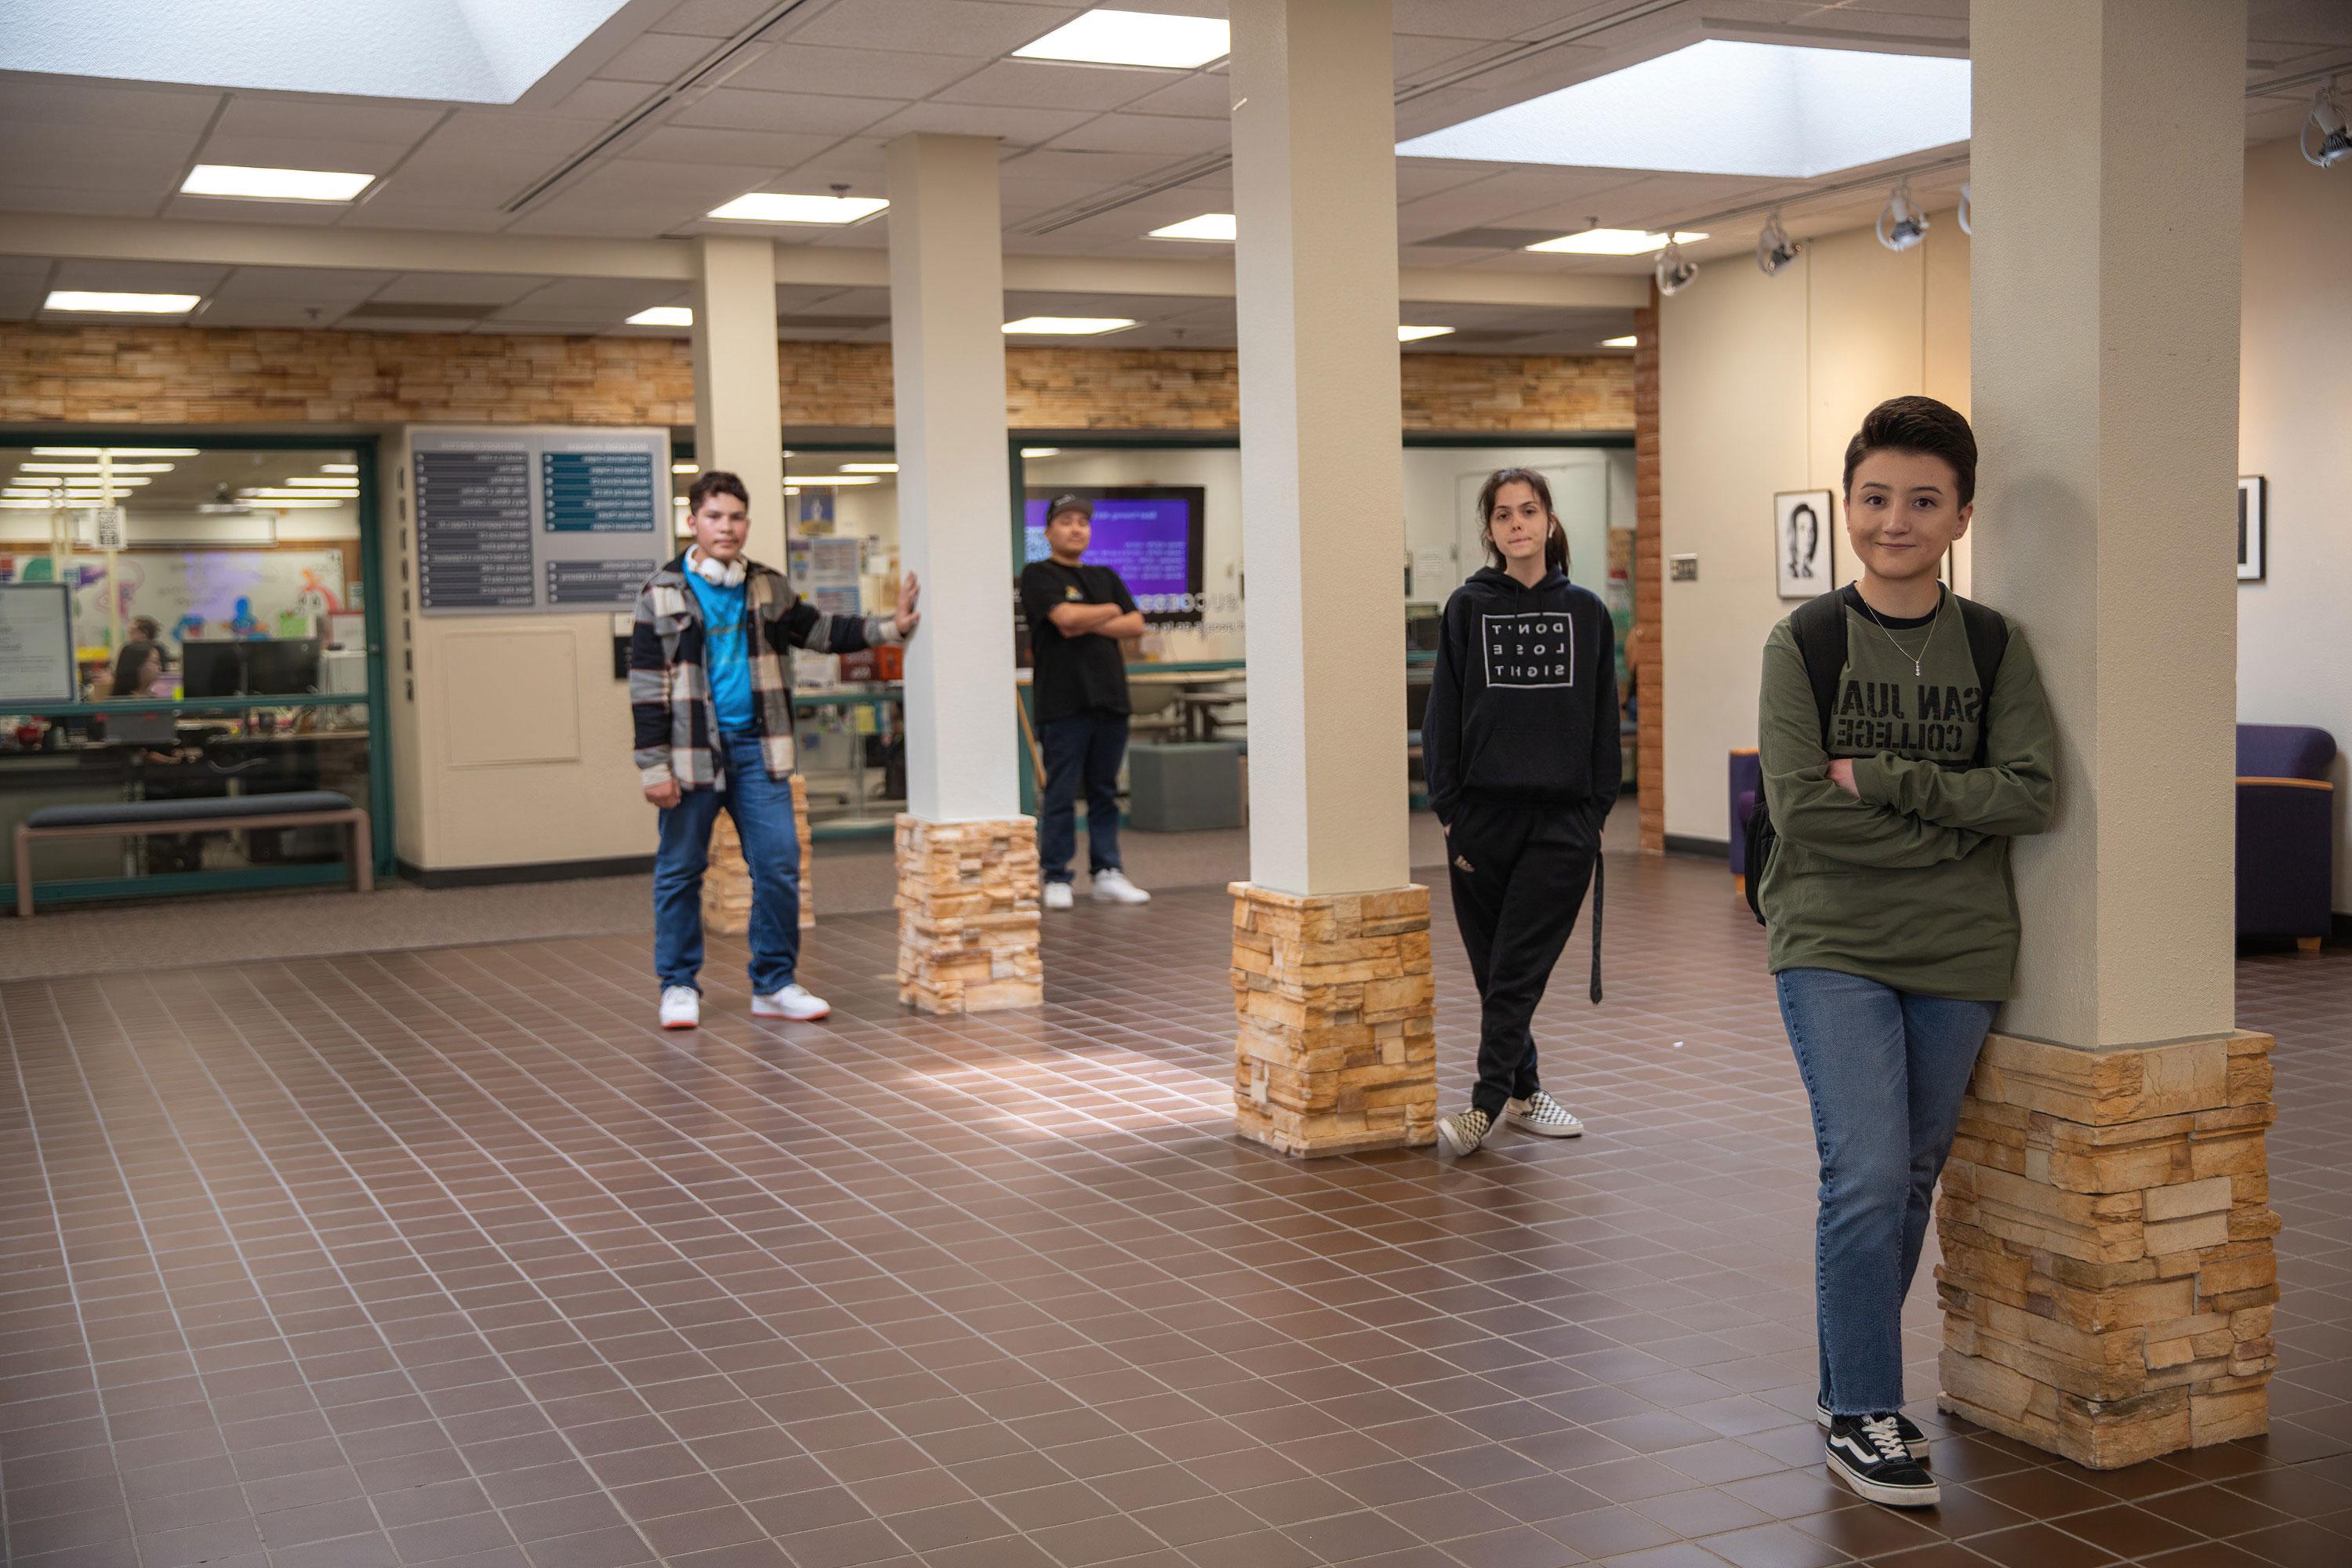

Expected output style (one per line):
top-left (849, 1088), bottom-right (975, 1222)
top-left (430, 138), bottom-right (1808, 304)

top-left (1936, 1029), bottom-right (2278, 1468)
top-left (895, 816), bottom-right (1042, 1014)
top-left (1230, 883), bottom-right (1437, 1156)
top-left (701, 775), bottom-right (815, 936)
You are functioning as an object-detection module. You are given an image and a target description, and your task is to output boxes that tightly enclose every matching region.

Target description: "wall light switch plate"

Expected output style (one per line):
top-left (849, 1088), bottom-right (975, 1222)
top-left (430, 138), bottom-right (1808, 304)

top-left (1670, 554), bottom-right (1699, 582)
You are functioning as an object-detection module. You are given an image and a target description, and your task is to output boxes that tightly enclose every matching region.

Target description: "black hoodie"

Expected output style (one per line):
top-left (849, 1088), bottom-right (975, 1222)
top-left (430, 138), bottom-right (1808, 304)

top-left (1422, 565), bottom-right (1623, 837)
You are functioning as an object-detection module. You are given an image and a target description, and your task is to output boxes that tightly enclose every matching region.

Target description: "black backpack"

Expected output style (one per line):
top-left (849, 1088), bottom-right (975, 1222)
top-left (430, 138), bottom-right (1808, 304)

top-left (1744, 590), bottom-right (2009, 926)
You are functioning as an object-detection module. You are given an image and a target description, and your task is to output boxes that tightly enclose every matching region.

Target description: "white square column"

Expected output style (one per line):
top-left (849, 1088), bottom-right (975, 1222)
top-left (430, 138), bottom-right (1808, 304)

top-left (1937, 0), bottom-right (2274, 1468)
top-left (1230, 0), bottom-right (1410, 898)
top-left (691, 235), bottom-right (786, 563)
top-left (1225, 0), bottom-right (1433, 1156)
top-left (885, 132), bottom-right (1036, 1014)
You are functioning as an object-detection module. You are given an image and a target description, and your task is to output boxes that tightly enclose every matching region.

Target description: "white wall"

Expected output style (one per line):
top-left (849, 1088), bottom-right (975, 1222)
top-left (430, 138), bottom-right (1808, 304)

top-left (2238, 136), bottom-right (2352, 913)
top-left (1658, 212), bottom-right (1970, 847)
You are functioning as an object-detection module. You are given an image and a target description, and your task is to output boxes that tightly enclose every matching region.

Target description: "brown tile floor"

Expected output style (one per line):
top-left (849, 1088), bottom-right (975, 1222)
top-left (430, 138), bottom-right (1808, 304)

top-left (2, 851), bottom-right (2345, 1568)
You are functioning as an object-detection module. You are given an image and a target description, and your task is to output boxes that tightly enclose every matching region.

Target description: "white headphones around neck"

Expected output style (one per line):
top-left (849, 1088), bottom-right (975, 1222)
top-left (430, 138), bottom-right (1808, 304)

top-left (691, 548), bottom-right (745, 587)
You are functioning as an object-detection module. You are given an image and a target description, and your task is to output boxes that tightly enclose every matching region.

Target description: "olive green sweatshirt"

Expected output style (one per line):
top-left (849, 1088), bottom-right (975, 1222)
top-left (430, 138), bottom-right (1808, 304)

top-left (1757, 588), bottom-right (2056, 999)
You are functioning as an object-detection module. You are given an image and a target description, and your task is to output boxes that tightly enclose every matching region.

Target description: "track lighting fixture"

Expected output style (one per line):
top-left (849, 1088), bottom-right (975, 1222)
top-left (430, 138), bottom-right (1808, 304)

top-left (1957, 182), bottom-right (1973, 235)
top-left (1655, 240), bottom-right (1698, 296)
top-left (1756, 210), bottom-right (1802, 275)
top-left (2304, 82), bottom-right (2350, 169)
top-left (1876, 180), bottom-right (1930, 252)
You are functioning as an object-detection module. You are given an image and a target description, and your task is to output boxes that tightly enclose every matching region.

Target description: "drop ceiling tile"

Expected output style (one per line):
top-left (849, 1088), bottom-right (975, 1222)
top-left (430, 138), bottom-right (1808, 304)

top-left (0, 185), bottom-right (170, 217)
top-left (1393, 0), bottom-right (1614, 40)
top-left (544, 77), bottom-right (658, 120)
top-left (161, 195), bottom-right (354, 226)
top-left (1120, 71), bottom-right (1232, 118)
top-left (207, 97), bottom-right (446, 144)
top-left (1048, 111), bottom-right (1228, 157)
top-left (0, 80), bottom-right (222, 133)
top-left (653, 0), bottom-right (789, 38)
top-left (0, 123), bottom-right (196, 186)
top-left (865, 100), bottom-right (1098, 143)
top-left (788, 0), bottom-right (1085, 57)
top-left (1395, 34), bottom-right (1512, 78)
top-left (372, 274), bottom-right (554, 305)
top-left (723, 43), bottom-right (982, 98)
top-left (597, 31), bottom-right (724, 84)
top-left (420, 110), bottom-right (607, 157)
top-left (625, 124), bottom-right (833, 167)
top-left (937, 58), bottom-right (1185, 112)
top-left (210, 268), bottom-right (398, 303)
top-left (0, 279), bottom-right (48, 321)
top-left (194, 299), bottom-right (361, 328)
top-left (507, 278), bottom-right (684, 312)
top-left (670, 86), bottom-right (899, 136)
top-left (1001, 147), bottom-right (1203, 185)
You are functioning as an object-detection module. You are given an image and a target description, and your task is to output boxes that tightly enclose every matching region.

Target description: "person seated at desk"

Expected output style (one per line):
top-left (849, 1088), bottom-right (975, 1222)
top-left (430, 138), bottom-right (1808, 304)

top-left (103, 641), bottom-right (165, 701)
top-left (1020, 495), bottom-right (1152, 912)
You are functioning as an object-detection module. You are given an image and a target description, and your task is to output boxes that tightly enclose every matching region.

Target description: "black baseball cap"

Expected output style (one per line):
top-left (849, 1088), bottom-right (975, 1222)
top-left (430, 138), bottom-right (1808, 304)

top-left (1044, 494), bottom-right (1092, 524)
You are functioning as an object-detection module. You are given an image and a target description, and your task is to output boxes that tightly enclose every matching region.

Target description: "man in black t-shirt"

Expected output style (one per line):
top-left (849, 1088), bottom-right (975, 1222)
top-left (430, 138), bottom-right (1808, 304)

top-left (1020, 495), bottom-right (1152, 910)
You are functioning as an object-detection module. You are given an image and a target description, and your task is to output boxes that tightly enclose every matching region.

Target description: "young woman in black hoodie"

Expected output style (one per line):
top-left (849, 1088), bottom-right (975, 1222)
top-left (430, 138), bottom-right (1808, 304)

top-left (1423, 468), bottom-right (1621, 1157)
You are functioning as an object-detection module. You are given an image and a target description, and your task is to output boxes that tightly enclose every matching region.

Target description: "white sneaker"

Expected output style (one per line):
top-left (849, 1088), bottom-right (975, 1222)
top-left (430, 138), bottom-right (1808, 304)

top-left (659, 985), bottom-right (699, 1030)
top-left (1503, 1090), bottom-right (1584, 1138)
top-left (1044, 881), bottom-right (1075, 911)
top-left (1091, 869), bottom-right (1151, 905)
top-left (752, 983), bottom-right (830, 1022)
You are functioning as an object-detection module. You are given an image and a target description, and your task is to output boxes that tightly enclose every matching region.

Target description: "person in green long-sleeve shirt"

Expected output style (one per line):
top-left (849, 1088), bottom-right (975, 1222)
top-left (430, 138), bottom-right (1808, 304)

top-left (1755, 397), bottom-right (2056, 1512)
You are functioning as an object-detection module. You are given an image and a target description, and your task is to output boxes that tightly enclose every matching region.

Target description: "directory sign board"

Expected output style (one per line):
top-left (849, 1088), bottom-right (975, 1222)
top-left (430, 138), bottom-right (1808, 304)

top-left (412, 427), bottom-right (668, 615)
top-left (0, 581), bottom-right (76, 703)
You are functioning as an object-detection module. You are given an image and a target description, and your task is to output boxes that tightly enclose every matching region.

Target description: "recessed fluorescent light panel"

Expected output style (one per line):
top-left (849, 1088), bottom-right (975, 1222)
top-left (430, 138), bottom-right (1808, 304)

top-left (707, 193), bottom-right (887, 224)
top-left (839, 463), bottom-right (898, 474)
top-left (1398, 40), bottom-right (1970, 178)
top-left (182, 164), bottom-right (374, 201)
top-left (1599, 335), bottom-right (1639, 347)
top-left (1397, 325), bottom-right (1454, 342)
top-left (1526, 228), bottom-right (1708, 256)
top-left (32, 446), bottom-right (200, 456)
top-left (321, 463), bottom-right (359, 473)
top-left (1149, 212), bottom-right (1236, 241)
top-left (626, 306), bottom-right (692, 327)
top-left (1021, 448), bottom-right (1062, 458)
top-left (22, 462), bottom-right (175, 474)
top-left (45, 290), bottom-right (200, 314)
top-left (1015, 9), bottom-right (1229, 69)
top-left (1003, 317), bottom-right (1137, 336)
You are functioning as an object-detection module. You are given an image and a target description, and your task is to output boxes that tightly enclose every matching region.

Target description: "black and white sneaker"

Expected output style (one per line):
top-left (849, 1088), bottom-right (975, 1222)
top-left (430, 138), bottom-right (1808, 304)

top-left (1825, 1414), bottom-right (1940, 1508)
top-left (1434, 1107), bottom-right (1493, 1157)
top-left (1816, 1399), bottom-right (1928, 1459)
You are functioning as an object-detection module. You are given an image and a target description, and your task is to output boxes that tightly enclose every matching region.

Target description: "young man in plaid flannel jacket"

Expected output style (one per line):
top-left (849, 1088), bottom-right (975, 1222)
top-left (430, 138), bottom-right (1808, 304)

top-left (633, 470), bottom-right (920, 1030)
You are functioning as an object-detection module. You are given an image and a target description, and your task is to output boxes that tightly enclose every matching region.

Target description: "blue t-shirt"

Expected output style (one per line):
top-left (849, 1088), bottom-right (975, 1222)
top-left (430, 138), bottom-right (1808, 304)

top-left (684, 568), bottom-right (755, 735)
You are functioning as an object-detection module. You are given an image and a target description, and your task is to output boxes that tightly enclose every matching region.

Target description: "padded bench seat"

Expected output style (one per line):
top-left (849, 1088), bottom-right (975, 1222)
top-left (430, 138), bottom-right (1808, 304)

top-left (16, 790), bottom-right (370, 916)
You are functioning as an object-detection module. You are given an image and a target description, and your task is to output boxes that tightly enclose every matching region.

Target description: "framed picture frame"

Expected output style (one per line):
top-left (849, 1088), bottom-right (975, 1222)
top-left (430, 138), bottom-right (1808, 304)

top-left (1773, 489), bottom-right (1835, 600)
top-left (2238, 476), bottom-right (2266, 582)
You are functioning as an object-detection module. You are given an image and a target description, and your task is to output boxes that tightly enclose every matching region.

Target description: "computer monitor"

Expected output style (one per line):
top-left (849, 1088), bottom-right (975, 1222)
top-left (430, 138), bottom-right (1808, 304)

top-left (181, 641), bottom-right (245, 698)
top-left (244, 638), bottom-right (321, 695)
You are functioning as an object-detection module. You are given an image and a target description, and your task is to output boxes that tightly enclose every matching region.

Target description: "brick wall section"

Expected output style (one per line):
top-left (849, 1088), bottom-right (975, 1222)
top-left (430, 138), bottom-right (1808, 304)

top-left (0, 325), bottom-right (1632, 434)
top-left (1632, 296), bottom-right (1664, 854)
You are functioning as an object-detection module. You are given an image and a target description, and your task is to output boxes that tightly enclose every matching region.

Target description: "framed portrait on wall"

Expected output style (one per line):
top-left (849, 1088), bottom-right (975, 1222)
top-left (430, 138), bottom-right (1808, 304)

top-left (2238, 476), bottom-right (2266, 582)
top-left (1773, 489), bottom-right (1835, 600)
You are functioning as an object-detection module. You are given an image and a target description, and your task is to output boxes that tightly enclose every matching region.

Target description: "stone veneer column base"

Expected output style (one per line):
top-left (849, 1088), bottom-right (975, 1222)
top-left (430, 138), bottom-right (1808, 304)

top-left (1229, 882), bottom-right (1436, 1156)
top-left (1937, 1029), bottom-right (2279, 1469)
top-left (702, 775), bottom-right (815, 935)
top-left (895, 815), bottom-right (1042, 1014)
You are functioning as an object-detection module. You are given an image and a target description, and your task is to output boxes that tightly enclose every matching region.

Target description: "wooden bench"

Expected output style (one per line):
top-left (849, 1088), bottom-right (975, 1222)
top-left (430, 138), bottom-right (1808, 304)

top-left (13, 791), bottom-right (372, 917)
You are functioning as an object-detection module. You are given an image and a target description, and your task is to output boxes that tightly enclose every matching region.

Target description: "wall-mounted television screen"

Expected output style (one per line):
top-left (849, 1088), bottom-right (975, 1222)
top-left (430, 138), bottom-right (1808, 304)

top-left (1022, 487), bottom-right (1206, 624)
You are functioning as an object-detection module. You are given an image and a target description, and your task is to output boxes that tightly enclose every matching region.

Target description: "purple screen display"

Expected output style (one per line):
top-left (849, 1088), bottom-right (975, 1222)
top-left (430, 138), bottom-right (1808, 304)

top-left (1023, 495), bottom-right (1197, 613)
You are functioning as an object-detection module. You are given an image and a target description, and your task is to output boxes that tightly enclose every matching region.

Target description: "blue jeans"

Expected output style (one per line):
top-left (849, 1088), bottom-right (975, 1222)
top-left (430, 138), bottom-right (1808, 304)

top-left (1038, 710), bottom-right (1127, 884)
top-left (1776, 967), bottom-right (1998, 1417)
top-left (652, 733), bottom-right (801, 996)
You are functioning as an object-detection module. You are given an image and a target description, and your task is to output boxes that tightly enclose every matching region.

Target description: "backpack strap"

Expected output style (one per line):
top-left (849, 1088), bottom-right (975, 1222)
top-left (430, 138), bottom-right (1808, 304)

top-left (1954, 595), bottom-right (2012, 767)
top-left (1788, 591), bottom-right (1849, 747)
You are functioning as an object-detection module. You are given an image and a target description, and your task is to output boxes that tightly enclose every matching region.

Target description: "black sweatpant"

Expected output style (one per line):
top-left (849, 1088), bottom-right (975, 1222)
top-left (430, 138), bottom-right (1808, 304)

top-left (1444, 800), bottom-right (1601, 1121)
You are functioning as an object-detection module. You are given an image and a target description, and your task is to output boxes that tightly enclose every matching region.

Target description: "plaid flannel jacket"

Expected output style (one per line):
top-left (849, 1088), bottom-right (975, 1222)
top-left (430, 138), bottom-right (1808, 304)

top-left (630, 552), bottom-right (900, 789)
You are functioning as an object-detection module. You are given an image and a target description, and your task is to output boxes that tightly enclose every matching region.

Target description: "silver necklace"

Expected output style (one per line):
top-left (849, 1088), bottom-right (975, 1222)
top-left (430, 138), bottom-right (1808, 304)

top-left (1858, 586), bottom-right (1943, 677)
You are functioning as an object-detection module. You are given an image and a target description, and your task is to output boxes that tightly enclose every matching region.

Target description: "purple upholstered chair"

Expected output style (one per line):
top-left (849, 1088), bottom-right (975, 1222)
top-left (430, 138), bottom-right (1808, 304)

top-left (2238, 724), bottom-right (2337, 948)
top-left (1729, 749), bottom-right (1762, 892)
